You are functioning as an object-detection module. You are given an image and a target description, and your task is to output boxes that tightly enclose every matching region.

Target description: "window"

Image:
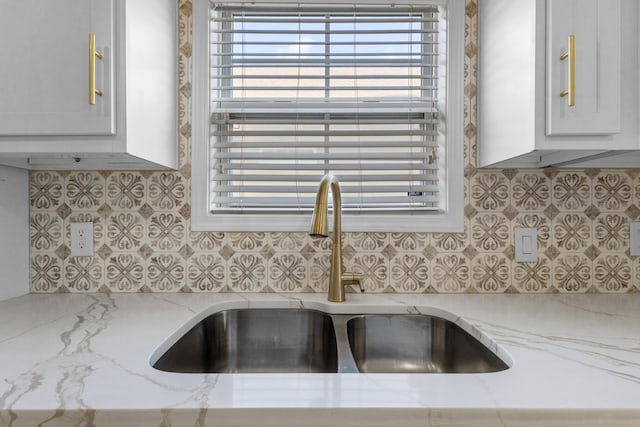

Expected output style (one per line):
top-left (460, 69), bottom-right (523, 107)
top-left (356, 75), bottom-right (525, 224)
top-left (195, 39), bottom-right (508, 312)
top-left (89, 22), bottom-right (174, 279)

top-left (192, 0), bottom-right (464, 232)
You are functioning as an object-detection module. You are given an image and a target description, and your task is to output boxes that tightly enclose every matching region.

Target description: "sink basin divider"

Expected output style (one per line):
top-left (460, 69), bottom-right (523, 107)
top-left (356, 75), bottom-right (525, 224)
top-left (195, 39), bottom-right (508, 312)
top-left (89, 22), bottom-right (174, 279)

top-left (330, 314), bottom-right (360, 373)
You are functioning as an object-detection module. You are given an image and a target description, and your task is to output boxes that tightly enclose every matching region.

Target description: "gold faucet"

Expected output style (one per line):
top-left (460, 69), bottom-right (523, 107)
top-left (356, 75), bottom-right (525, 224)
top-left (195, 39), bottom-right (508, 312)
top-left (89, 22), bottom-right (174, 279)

top-left (309, 174), bottom-right (364, 302)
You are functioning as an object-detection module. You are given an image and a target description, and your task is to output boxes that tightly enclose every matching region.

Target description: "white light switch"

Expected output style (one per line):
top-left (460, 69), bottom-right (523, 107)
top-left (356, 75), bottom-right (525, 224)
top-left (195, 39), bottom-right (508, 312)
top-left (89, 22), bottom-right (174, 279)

top-left (522, 235), bottom-right (533, 254)
top-left (630, 222), bottom-right (640, 256)
top-left (515, 228), bottom-right (537, 262)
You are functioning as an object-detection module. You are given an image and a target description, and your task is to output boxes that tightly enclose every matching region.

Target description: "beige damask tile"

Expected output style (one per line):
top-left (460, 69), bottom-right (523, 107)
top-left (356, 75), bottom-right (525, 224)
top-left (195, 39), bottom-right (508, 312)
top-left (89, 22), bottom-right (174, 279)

top-left (65, 172), bottom-right (105, 210)
top-left (511, 172), bottom-right (551, 211)
top-left (228, 232), bottom-right (267, 252)
top-left (593, 172), bottom-right (632, 212)
top-left (471, 253), bottom-right (511, 293)
top-left (105, 253), bottom-right (146, 291)
top-left (106, 212), bottom-right (146, 251)
top-left (183, 178), bottom-right (192, 216)
top-left (147, 172), bottom-right (186, 211)
top-left (177, 1), bottom-right (193, 171)
top-left (470, 172), bottom-right (510, 211)
top-left (631, 173), bottom-right (640, 210)
top-left (432, 218), bottom-right (470, 252)
top-left (592, 213), bottom-right (629, 253)
top-left (64, 256), bottom-right (104, 292)
top-left (30, 253), bottom-right (63, 292)
top-left (513, 258), bottom-right (552, 293)
top-left (30, 171), bottom-right (64, 210)
top-left (106, 171), bottom-right (147, 210)
top-left (347, 252), bottom-right (389, 291)
top-left (431, 253), bottom-right (470, 292)
top-left (347, 232), bottom-right (388, 251)
top-left (147, 254), bottom-right (185, 291)
top-left (228, 253), bottom-right (267, 291)
top-left (390, 233), bottom-right (430, 251)
top-left (593, 254), bottom-right (632, 293)
top-left (269, 232), bottom-right (307, 252)
top-left (465, 0), bottom-right (478, 169)
top-left (309, 235), bottom-right (332, 252)
top-left (390, 253), bottom-right (429, 292)
top-left (431, 232), bottom-right (468, 252)
top-left (553, 254), bottom-right (592, 293)
top-left (189, 230), bottom-right (226, 251)
top-left (470, 213), bottom-right (511, 252)
top-left (187, 253), bottom-right (226, 291)
top-left (30, 212), bottom-right (63, 252)
top-left (551, 172), bottom-right (591, 211)
top-left (308, 253), bottom-right (330, 292)
top-left (268, 252), bottom-right (308, 291)
top-left (148, 212), bottom-right (186, 251)
top-left (552, 213), bottom-right (592, 251)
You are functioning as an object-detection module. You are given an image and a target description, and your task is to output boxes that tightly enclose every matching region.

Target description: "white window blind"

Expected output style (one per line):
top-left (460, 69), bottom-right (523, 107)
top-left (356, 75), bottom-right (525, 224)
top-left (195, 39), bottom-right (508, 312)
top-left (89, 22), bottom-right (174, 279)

top-left (209, 2), bottom-right (447, 214)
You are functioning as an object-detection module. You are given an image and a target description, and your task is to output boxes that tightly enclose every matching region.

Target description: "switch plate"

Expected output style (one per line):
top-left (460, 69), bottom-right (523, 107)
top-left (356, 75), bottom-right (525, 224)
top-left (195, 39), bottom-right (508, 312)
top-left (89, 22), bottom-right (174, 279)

top-left (631, 222), bottom-right (640, 256)
top-left (515, 228), bottom-right (537, 262)
top-left (70, 222), bottom-right (94, 257)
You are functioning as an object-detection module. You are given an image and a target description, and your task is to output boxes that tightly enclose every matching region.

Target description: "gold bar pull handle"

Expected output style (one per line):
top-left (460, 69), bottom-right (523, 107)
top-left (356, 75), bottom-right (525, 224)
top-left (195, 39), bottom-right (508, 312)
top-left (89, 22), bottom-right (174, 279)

top-left (89, 33), bottom-right (104, 106)
top-left (560, 35), bottom-right (575, 107)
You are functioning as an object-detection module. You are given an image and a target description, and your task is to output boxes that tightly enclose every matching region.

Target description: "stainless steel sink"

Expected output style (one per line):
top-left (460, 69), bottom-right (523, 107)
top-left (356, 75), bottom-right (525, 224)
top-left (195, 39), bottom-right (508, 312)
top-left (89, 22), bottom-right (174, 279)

top-left (346, 314), bottom-right (508, 373)
top-left (152, 309), bottom-right (508, 374)
top-left (153, 309), bottom-right (338, 373)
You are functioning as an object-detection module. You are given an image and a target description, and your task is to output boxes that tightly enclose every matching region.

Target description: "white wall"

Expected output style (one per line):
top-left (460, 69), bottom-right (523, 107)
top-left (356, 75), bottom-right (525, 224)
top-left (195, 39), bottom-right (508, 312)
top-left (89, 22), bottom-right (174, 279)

top-left (0, 165), bottom-right (28, 301)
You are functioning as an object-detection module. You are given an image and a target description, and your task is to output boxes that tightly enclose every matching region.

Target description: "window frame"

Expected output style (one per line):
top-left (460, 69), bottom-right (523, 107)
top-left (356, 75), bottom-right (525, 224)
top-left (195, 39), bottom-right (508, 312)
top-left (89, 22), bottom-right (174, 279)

top-left (192, 0), bottom-right (465, 232)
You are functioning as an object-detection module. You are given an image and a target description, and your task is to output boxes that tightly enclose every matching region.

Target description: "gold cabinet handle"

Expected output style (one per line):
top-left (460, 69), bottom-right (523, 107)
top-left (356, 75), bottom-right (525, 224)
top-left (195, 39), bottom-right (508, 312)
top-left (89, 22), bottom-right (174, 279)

top-left (560, 35), bottom-right (575, 107)
top-left (89, 33), bottom-right (104, 106)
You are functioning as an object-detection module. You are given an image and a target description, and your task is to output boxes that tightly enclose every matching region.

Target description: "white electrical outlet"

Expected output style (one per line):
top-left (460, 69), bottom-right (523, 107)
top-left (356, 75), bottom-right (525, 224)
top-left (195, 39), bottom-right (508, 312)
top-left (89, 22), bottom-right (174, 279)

top-left (70, 222), bottom-right (94, 257)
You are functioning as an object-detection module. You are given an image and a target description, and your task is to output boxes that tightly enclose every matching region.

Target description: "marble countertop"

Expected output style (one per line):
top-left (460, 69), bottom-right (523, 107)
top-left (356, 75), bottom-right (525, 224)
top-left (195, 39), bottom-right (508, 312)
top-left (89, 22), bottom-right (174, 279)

top-left (0, 292), bottom-right (639, 427)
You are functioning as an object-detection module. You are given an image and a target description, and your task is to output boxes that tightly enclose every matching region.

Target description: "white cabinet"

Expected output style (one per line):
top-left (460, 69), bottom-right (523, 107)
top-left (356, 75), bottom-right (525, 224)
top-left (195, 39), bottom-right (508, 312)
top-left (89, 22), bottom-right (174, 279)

top-left (478, 0), bottom-right (638, 168)
top-left (546, 0), bottom-right (621, 136)
top-left (0, 0), bottom-right (115, 136)
top-left (0, 0), bottom-right (177, 170)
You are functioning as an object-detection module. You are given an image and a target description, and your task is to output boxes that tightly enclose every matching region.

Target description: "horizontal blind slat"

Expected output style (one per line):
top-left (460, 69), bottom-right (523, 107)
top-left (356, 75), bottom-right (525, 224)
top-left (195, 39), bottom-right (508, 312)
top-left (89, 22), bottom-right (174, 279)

top-left (214, 16), bottom-right (437, 24)
top-left (216, 100), bottom-right (438, 107)
top-left (212, 129), bottom-right (437, 137)
top-left (214, 41), bottom-right (439, 46)
top-left (212, 196), bottom-right (440, 205)
top-left (218, 184), bottom-right (438, 197)
top-left (213, 152), bottom-right (436, 160)
top-left (216, 163), bottom-right (438, 171)
top-left (214, 5), bottom-right (438, 13)
top-left (213, 173), bottom-right (437, 181)
top-left (212, 140), bottom-right (438, 149)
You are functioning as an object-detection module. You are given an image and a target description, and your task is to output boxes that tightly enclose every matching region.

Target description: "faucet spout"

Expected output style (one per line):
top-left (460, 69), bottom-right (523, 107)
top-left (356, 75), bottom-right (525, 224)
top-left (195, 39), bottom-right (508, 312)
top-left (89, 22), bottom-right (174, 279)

top-left (309, 174), bottom-right (363, 302)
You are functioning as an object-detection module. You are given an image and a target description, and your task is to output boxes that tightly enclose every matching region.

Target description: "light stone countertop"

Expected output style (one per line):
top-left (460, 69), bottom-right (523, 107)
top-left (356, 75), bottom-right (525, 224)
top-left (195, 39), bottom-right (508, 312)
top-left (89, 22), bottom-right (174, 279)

top-left (0, 292), bottom-right (639, 427)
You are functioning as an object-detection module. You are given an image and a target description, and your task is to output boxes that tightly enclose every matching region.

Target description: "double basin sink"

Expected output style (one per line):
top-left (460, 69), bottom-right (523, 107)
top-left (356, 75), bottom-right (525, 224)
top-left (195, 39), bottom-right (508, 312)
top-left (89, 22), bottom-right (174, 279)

top-left (152, 309), bottom-right (509, 374)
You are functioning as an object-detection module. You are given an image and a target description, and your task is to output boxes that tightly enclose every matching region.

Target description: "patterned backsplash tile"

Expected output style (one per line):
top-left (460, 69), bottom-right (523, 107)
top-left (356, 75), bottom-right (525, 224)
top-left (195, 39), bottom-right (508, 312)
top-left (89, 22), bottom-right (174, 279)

top-left (28, 0), bottom-right (640, 294)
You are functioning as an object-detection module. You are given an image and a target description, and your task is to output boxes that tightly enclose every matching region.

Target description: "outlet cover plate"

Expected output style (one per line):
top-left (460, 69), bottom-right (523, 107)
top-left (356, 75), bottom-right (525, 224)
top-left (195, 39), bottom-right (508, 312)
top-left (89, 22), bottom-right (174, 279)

top-left (70, 222), bottom-right (94, 257)
top-left (515, 227), bottom-right (537, 263)
top-left (631, 222), bottom-right (640, 256)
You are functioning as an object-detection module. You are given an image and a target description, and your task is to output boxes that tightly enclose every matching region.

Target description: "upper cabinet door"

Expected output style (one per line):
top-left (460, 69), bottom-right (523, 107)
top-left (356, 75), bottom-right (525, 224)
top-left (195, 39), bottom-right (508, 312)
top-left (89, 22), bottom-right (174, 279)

top-left (0, 0), bottom-right (115, 136)
top-left (546, 0), bottom-right (621, 136)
